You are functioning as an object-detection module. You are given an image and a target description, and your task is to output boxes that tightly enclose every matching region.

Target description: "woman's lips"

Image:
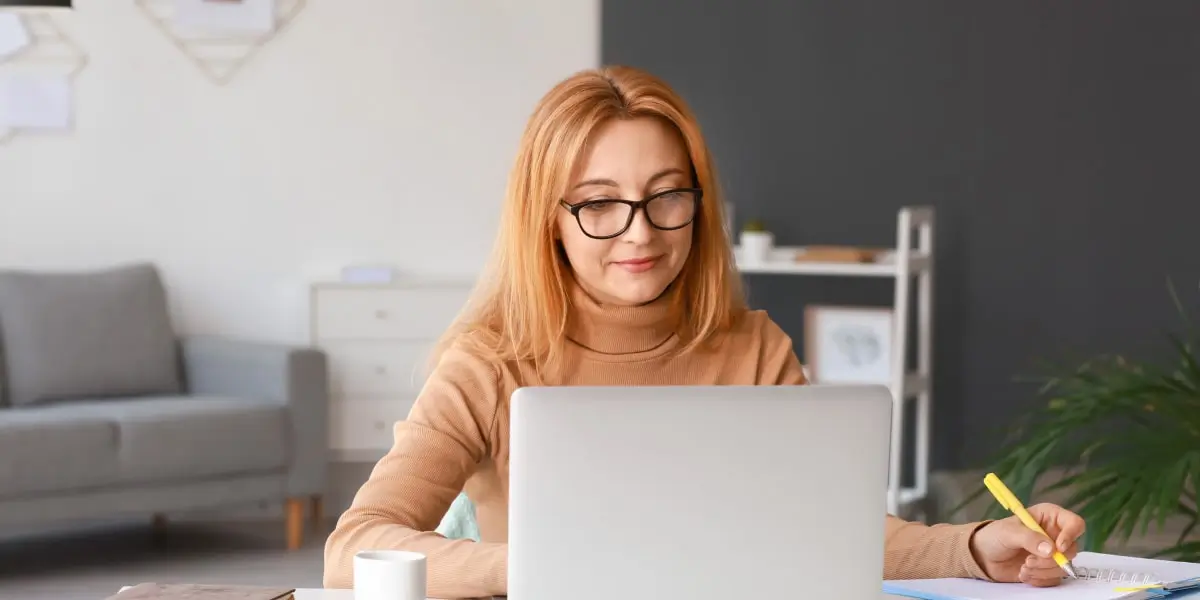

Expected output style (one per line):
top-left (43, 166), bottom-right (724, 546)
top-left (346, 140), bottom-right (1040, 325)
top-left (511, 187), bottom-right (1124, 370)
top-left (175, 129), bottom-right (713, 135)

top-left (614, 256), bottom-right (660, 273)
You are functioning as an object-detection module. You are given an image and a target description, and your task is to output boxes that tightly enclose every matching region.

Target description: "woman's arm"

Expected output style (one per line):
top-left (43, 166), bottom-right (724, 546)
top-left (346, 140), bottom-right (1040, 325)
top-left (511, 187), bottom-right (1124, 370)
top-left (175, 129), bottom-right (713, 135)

top-left (884, 516), bottom-right (993, 580)
top-left (322, 346), bottom-right (508, 599)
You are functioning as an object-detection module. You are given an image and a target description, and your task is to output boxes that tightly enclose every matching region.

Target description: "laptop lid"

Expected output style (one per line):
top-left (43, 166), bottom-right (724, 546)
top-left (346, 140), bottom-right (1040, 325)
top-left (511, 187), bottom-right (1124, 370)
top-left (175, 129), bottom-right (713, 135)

top-left (508, 384), bottom-right (893, 600)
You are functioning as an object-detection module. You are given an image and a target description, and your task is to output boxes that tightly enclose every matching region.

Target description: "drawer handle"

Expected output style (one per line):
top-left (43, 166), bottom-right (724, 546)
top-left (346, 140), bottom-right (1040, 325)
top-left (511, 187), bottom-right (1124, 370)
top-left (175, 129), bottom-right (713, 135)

top-left (374, 421), bottom-right (386, 431)
top-left (374, 309), bottom-right (389, 319)
top-left (375, 365), bottom-right (388, 375)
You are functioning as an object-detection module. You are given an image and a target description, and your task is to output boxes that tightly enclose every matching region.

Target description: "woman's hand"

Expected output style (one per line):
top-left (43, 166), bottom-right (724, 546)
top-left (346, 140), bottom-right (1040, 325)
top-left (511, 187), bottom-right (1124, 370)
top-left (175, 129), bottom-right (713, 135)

top-left (968, 503), bottom-right (1086, 587)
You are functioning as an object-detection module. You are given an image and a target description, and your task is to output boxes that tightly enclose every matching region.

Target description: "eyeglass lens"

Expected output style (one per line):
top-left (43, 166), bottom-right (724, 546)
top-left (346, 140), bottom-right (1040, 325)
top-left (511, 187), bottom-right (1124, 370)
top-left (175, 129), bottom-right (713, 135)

top-left (576, 190), bottom-right (698, 238)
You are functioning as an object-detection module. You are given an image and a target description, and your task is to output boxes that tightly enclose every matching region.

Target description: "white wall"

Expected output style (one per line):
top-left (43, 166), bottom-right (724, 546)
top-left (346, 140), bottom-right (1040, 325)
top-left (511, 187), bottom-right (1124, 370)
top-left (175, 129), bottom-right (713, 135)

top-left (0, 0), bottom-right (600, 345)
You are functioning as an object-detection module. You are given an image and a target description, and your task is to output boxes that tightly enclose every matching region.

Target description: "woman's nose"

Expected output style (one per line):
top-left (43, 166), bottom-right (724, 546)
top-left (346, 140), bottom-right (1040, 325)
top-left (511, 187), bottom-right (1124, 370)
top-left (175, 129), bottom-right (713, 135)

top-left (620, 206), bottom-right (655, 243)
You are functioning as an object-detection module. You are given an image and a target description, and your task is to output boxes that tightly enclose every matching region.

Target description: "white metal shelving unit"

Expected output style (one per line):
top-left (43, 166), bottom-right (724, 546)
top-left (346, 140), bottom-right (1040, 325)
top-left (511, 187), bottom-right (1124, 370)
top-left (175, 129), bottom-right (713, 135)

top-left (734, 206), bottom-right (934, 517)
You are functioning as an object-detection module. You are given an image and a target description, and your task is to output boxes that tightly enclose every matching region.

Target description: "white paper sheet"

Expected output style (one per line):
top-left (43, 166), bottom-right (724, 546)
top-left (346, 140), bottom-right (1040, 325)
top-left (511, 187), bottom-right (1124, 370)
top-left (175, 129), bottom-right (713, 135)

top-left (884, 552), bottom-right (1200, 600)
top-left (0, 73), bottom-right (72, 130)
top-left (0, 14), bottom-right (31, 60)
top-left (174, 0), bottom-right (275, 34)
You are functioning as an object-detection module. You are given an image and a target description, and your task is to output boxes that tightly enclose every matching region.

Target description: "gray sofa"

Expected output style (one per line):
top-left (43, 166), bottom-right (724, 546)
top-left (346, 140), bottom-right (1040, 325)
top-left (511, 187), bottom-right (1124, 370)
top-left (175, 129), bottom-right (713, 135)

top-left (0, 263), bottom-right (329, 549)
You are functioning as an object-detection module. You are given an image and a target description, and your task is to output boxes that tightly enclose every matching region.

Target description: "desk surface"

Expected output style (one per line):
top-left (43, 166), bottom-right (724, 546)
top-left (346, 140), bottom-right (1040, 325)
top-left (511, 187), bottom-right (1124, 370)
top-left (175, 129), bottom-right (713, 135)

top-left (123, 586), bottom-right (910, 599)
top-left (230, 591), bottom-right (911, 599)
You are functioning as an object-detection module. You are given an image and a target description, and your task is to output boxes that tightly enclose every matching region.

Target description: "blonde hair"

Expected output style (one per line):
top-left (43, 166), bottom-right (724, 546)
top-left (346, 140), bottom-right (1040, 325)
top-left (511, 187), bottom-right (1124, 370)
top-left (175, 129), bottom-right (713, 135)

top-left (432, 65), bottom-right (746, 377)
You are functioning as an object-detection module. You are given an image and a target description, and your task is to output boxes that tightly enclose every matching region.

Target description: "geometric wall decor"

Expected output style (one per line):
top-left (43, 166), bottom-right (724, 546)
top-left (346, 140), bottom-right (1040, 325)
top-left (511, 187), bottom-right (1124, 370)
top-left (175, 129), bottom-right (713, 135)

top-left (134, 0), bottom-right (306, 86)
top-left (0, 12), bottom-right (88, 145)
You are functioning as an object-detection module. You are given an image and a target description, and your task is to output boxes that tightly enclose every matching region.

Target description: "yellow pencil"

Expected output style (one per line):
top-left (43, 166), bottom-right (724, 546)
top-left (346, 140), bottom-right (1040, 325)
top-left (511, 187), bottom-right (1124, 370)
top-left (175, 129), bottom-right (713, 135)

top-left (983, 472), bottom-right (1078, 579)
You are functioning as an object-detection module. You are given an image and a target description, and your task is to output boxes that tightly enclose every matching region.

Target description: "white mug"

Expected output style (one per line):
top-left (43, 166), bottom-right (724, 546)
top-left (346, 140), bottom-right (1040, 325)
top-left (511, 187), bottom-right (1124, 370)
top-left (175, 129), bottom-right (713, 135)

top-left (353, 550), bottom-right (427, 600)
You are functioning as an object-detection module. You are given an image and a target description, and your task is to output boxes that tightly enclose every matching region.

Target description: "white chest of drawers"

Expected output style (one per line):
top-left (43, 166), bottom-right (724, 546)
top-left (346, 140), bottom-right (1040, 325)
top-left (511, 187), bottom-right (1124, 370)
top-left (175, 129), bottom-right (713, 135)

top-left (310, 281), bottom-right (473, 462)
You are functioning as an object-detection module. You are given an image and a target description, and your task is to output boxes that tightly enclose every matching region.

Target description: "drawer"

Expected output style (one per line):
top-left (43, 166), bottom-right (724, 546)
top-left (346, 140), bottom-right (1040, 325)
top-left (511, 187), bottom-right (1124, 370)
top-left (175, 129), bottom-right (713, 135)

top-left (314, 285), bottom-right (471, 340)
top-left (325, 340), bottom-right (434, 396)
top-left (329, 398), bottom-right (417, 452)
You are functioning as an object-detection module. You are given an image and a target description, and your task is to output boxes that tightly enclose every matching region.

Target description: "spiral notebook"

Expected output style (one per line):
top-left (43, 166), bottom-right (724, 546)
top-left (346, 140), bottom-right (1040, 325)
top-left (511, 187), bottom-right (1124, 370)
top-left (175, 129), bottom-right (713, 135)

top-left (883, 552), bottom-right (1200, 600)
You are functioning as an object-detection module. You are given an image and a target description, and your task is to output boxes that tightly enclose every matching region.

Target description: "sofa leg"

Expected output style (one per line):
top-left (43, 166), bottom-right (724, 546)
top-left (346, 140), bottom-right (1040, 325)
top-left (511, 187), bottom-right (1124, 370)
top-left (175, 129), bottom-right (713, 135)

top-left (310, 495), bottom-right (323, 530)
top-left (286, 498), bottom-right (304, 550)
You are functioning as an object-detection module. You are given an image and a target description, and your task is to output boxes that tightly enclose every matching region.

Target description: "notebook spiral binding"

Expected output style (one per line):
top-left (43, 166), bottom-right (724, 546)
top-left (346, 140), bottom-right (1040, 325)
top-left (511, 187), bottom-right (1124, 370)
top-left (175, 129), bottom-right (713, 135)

top-left (1076, 566), bottom-right (1159, 585)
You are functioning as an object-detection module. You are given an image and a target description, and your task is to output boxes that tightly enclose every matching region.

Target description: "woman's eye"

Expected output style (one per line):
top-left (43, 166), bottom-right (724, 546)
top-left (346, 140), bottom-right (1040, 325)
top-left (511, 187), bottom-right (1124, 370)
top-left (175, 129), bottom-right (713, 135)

top-left (581, 200), bottom-right (618, 212)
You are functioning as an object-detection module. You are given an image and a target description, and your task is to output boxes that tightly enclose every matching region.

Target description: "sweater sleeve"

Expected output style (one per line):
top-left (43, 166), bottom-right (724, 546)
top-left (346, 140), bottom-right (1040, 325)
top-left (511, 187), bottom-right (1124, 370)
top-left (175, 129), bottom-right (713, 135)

top-left (884, 517), bottom-right (995, 580)
top-left (754, 313), bottom-right (995, 580)
top-left (322, 346), bottom-right (508, 599)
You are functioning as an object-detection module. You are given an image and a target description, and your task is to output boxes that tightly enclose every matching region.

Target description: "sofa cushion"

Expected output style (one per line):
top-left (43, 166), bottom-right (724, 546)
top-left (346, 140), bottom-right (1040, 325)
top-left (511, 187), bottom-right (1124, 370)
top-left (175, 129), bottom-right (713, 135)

top-left (34, 395), bottom-right (289, 484)
top-left (0, 263), bottom-right (183, 407)
top-left (0, 409), bottom-right (121, 498)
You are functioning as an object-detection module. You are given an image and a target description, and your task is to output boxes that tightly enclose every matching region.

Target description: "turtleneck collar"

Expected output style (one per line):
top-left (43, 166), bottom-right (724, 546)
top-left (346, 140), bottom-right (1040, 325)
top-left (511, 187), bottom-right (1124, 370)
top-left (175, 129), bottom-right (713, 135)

top-left (565, 277), bottom-right (680, 356)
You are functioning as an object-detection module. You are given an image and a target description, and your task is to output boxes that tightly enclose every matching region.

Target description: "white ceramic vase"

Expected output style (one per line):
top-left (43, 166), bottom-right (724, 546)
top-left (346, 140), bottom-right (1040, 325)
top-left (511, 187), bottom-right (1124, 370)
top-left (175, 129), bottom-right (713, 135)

top-left (740, 230), bottom-right (774, 264)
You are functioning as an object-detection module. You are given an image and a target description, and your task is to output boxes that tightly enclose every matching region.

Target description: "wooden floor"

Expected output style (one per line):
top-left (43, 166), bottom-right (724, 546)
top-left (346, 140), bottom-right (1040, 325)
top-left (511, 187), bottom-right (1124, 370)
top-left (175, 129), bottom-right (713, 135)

top-left (0, 519), bottom-right (332, 599)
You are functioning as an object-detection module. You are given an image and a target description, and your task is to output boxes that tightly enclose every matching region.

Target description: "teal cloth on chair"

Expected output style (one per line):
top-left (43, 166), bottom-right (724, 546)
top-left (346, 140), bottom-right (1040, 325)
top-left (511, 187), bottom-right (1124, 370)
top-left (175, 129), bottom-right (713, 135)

top-left (436, 491), bottom-right (481, 542)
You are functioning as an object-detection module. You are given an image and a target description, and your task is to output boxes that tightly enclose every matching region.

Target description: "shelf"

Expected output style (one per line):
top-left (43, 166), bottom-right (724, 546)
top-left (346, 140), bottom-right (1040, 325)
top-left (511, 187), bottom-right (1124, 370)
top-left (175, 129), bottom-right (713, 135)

top-left (886, 487), bottom-right (928, 518)
top-left (902, 373), bottom-right (929, 398)
top-left (736, 207), bottom-right (936, 519)
top-left (898, 487), bottom-right (925, 506)
top-left (734, 246), bottom-right (930, 277)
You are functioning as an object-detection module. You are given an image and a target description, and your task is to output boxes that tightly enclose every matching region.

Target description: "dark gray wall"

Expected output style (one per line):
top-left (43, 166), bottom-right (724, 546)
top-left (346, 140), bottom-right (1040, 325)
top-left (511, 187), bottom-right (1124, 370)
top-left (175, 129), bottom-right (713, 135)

top-left (602, 1), bottom-right (1200, 470)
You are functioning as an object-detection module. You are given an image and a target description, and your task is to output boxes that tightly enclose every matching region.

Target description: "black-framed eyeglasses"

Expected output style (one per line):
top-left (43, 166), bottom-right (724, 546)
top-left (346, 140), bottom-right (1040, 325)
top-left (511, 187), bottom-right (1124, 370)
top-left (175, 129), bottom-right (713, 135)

top-left (559, 187), bottom-right (703, 240)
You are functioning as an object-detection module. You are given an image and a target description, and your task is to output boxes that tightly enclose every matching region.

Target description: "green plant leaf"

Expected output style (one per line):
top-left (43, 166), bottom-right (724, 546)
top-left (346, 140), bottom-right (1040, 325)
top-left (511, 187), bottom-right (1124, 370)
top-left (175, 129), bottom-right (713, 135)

top-left (1177, 511), bottom-right (1199, 548)
top-left (1167, 276), bottom-right (1194, 337)
top-left (1154, 454), bottom-right (1196, 533)
top-left (974, 280), bottom-right (1200, 559)
top-left (1151, 540), bottom-right (1200, 562)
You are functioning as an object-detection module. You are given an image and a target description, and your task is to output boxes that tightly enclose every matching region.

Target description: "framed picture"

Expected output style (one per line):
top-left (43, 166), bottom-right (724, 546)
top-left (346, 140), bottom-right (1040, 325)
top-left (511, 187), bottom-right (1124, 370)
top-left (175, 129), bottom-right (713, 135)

top-left (804, 305), bottom-right (894, 385)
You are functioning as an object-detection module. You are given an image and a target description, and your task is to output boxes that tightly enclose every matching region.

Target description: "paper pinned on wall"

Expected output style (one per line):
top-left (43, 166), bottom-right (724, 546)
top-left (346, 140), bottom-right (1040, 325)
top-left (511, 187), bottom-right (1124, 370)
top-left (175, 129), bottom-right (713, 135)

top-left (174, 0), bottom-right (276, 34)
top-left (0, 14), bottom-right (32, 61)
top-left (0, 73), bottom-right (72, 130)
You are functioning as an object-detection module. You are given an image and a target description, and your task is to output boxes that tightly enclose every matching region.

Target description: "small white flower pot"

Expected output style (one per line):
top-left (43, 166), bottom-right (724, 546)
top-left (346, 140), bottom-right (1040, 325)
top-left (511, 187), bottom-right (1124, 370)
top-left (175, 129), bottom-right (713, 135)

top-left (740, 230), bottom-right (774, 264)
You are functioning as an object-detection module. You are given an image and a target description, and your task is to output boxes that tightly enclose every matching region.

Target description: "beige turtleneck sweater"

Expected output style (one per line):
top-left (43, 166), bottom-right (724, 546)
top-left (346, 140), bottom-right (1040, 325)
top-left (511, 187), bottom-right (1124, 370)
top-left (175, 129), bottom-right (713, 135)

top-left (323, 285), bottom-right (992, 598)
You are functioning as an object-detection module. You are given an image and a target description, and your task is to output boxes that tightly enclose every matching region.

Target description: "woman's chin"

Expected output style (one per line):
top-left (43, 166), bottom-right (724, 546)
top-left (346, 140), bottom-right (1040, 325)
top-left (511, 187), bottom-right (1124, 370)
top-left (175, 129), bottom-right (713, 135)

top-left (601, 279), bottom-right (671, 306)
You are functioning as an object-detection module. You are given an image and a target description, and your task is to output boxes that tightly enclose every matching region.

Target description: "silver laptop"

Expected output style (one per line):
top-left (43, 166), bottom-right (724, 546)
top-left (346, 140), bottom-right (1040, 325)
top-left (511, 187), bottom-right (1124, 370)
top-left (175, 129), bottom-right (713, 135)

top-left (508, 384), bottom-right (893, 600)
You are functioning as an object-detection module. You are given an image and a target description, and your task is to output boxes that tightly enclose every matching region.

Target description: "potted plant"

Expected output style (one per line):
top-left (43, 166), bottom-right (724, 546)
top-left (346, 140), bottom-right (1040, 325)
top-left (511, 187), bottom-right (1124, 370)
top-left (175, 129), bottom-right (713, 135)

top-left (965, 281), bottom-right (1200, 562)
top-left (740, 219), bottom-right (774, 264)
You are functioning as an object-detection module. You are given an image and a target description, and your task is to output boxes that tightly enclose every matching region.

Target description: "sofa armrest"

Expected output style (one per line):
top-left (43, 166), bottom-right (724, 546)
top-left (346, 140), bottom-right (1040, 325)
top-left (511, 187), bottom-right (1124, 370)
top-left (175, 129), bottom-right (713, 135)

top-left (180, 335), bottom-right (329, 498)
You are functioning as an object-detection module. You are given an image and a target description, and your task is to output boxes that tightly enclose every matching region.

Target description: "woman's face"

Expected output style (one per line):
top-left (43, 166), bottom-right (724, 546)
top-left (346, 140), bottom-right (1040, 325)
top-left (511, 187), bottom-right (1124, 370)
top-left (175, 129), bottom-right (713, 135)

top-left (556, 116), bottom-right (696, 306)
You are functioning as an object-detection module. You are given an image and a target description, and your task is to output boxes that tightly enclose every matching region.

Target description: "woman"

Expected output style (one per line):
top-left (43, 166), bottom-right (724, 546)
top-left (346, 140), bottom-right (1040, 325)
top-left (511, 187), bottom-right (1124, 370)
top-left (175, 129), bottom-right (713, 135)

top-left (324, 65), bottom-right (1084, 598)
